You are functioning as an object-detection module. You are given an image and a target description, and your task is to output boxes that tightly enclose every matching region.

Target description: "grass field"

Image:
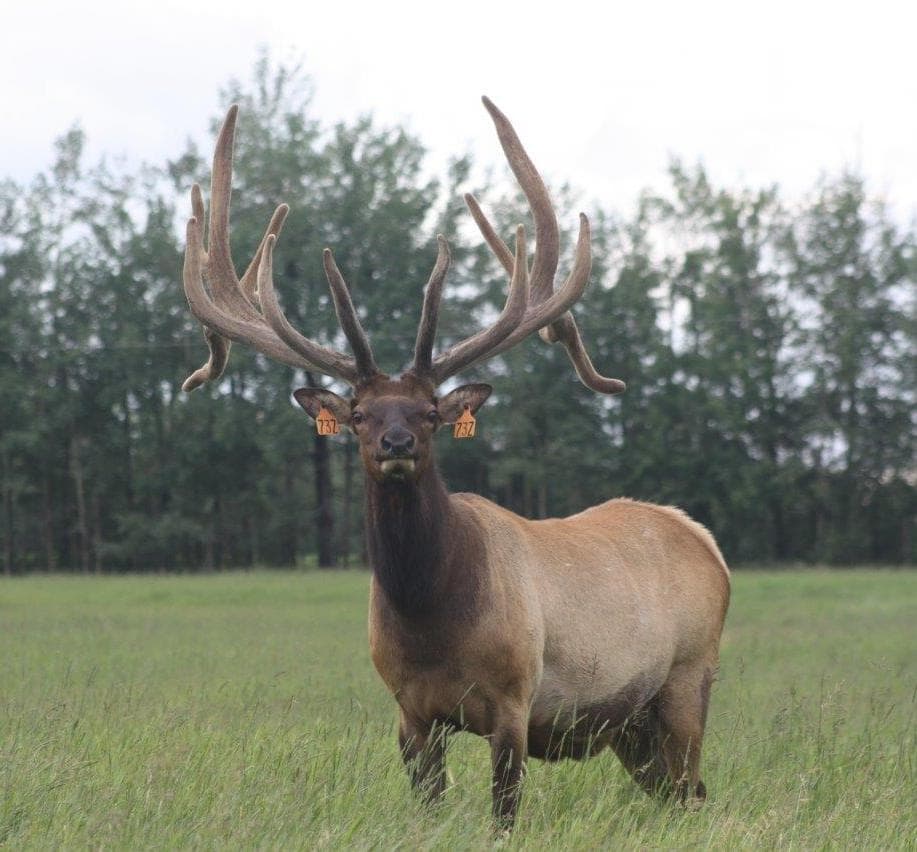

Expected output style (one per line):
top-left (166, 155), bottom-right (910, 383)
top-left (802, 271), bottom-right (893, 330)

top-left (1, 569), bottom-right (914, 849)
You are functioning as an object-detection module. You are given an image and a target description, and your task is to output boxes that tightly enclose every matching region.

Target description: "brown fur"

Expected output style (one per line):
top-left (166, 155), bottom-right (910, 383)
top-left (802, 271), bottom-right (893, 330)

top-left (184, 100), bottom-right (730, 832)
top-left (295, 377), bottom-right (731, 830)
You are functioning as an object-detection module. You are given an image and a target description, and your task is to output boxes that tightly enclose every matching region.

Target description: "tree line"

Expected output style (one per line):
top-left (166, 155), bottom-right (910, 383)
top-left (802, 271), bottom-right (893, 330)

top-left (1, 60), bottom-right (914, 573)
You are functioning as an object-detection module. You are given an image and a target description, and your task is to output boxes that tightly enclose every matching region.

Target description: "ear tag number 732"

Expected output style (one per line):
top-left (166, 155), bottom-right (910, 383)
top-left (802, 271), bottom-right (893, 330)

top-left (453, 407), bottom-right (476, 439)
top-left (316, 406), bottom-right (340, 436)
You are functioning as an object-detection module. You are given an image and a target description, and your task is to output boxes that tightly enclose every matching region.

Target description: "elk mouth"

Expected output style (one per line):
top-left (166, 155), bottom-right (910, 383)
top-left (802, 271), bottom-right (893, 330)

top-left (378, 456), bottom-right (417, 477)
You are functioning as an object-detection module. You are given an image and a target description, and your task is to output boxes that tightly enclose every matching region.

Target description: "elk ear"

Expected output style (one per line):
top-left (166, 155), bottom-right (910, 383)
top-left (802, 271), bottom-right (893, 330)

top-left (437, 383), bottom-right (492, 423)
top-left (292, 388), bottom-right (351, 426)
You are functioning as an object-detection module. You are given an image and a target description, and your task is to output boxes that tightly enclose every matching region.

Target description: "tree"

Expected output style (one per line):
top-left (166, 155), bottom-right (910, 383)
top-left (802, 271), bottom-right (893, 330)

top-left (2, 56), bottom-right (914, 571)
top-left (788, 174), bottom-right (915, 563)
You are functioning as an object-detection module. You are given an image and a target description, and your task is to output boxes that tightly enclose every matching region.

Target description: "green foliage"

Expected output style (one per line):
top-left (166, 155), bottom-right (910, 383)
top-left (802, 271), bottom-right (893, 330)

top-left (0, 57), bottom-right (914, 571)
top-left (0, 569), bottom-right (913, 847)
top-left (787, 175), bottom-right (915, 562)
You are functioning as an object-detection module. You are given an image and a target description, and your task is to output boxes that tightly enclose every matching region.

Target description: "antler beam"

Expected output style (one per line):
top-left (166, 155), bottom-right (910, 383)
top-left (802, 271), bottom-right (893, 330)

top-left (181, 105), bottom-right (378, 390)
top-left (182, 99), bottom-right (623, 397)
top-left (416, 97), bottom-right (625, 395)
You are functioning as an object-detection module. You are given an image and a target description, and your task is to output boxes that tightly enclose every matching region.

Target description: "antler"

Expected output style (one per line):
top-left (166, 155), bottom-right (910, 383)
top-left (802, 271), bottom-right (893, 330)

top-left (182, 105), bottom-right (379, 391)
top-left (184, 100), bottom-right (622, 397)
top-left (411, 226), bottom-right (530, 378)
top-left (414, 97), bottom-right (625, 395)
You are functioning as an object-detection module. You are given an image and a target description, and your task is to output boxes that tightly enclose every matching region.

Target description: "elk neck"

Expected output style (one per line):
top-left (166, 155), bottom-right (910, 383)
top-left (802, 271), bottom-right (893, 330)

top-left (364, 460), bottom-right (483, 620)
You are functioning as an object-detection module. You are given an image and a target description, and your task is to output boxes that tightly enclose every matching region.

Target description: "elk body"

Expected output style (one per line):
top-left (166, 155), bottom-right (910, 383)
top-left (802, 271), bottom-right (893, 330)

top-left (180, 98), bottom-right (731, 830)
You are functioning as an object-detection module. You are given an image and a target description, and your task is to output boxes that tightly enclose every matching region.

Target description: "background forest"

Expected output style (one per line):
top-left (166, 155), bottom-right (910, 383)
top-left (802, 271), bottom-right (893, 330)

top-left (1, 60), bottom-right (914, 573)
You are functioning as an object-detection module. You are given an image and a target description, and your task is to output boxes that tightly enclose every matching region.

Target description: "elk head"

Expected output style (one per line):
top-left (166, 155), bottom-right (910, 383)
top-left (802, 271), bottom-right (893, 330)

top-left (181, 97), bottom-right (625, 483)
top-left (291, 375), bottom-right (492, 483)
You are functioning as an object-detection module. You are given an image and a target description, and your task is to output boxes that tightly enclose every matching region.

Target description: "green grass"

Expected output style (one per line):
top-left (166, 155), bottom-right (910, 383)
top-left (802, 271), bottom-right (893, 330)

top-left (1, 569), bottom-right (914, 849)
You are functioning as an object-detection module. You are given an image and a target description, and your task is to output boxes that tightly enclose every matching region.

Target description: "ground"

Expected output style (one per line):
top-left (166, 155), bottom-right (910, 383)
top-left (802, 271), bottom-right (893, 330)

top-left (1, 568), bottom-right (914, 848)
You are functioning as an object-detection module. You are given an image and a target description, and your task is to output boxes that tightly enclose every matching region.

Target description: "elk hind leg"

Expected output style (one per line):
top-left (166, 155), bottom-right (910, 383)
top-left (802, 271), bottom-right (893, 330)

top-left (658, 662), bottom-right (714, 805)
top-left (611, 698), bottom-right (669, 795)
top-left (398, 713), bottom-right (448, 804)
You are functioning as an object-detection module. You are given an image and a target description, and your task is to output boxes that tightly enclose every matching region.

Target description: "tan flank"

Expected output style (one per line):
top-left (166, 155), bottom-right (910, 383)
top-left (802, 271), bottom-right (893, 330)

top-left (179, 98), bottom-right (731, 831)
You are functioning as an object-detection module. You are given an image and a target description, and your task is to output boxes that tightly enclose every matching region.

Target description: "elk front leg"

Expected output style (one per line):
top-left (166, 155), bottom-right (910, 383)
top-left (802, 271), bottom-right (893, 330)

top-left (398, 713), bottom-right (448, 804)
top-left (490, 711), bottom-right (528, 832)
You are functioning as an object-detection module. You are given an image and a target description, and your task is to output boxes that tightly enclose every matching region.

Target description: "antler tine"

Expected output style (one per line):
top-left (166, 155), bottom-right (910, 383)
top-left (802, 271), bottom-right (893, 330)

top-left (182, 328), bottom-right (231, 393)
top-left (464, 193), bottom-right (514, 275)
top-left (465, 196), bottom-right (625, 395)
top-left (182, 202), bottom-right (315, 373)
top-left (411, 235), bottom-right (451, 376)
top-left (481, 96), bottom-right (558, 303)
top-left (482, 204), bottom-right (625, 395)
top-left (431, 207), bottom-right (590, 378)
top-left (182, 105), bottom-right (371, 389)
top-left (545, 314), bottom-right (627, 394)
top-left (430, 224), bottom-right (530, 384)
top-left (205, 106), bottom-right (265, 324)
top-left (431, 99), bottom-right (624, 395)
top-left (487, 212), bottom-right (592, 353)
top-left (256, 237), bottom-right (361, 383)
top-left (239, 202), bottom-right (290, 306)
top-left (322, 250), bottom-right (380, 381)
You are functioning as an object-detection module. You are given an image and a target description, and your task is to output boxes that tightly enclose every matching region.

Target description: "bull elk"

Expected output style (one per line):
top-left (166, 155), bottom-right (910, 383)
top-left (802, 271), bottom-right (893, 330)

top-left (180, 97), bottom-right (731, 831)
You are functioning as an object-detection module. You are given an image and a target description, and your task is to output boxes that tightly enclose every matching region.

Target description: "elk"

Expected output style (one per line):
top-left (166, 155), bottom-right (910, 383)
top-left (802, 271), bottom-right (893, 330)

top-left (180, 97), bottom-right (731, 831)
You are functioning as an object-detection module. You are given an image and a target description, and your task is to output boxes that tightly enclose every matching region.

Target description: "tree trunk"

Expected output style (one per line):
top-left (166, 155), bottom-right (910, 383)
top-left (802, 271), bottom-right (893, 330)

top-left (2, 448), bottom-right (12, 576)
top-left (537, 479), bottom-right (548, 520)
top-left (765, 435), bottom-right (788, 561)
top-left (69, 435), bottom-right (90, 573)
top-left (248, 514), bottom-right (259, 567)
top-left (203, 496), bottom-right (215, 571)
top-left (217, 494), bottom-right (227, 570)
top-left (280, 462), bottom-right (298, 566)
top-left (42, 469), bottom-right (56, 572)
top-left (91, 491), bottom-right (102, 574)
top-left (122, 390), bottom-right (136, 511)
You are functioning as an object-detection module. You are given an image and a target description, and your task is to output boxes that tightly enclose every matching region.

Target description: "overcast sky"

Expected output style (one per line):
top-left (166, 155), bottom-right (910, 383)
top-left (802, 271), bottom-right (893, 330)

top-left (5, 0), bottom-right (917, 223)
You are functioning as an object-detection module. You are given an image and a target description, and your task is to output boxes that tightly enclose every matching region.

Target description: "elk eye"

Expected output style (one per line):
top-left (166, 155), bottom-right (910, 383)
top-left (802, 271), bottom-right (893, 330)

top-left (351, 411), bottom-right (365, 426)
top-left (426, 410), bottom-right (439, 423)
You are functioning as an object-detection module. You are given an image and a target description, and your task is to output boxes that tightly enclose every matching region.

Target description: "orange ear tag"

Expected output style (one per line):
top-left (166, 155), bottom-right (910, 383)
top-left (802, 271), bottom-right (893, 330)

top-left (453, 406), bottom-right (476, 439)
top-left (315, 406), bottom-right (340, 436)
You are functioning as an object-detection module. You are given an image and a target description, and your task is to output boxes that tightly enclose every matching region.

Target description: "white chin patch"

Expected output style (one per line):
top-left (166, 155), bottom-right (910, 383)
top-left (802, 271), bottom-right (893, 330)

top-left (380, 459), bottom-right (416, 476)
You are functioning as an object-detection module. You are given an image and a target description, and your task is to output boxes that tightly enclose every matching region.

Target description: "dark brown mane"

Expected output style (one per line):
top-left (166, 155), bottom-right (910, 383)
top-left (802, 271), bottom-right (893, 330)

top-left (365, 461), bottom-right (483, 620)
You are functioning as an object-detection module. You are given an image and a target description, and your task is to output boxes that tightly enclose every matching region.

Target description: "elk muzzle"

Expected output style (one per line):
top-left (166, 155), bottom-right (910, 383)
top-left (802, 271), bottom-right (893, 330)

top-left (378, 427), bottom-right (417, 477)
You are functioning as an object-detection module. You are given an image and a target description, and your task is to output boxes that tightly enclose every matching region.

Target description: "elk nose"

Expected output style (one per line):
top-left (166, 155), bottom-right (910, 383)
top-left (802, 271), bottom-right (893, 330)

top-left (380, 427), bottom-right (415, 456)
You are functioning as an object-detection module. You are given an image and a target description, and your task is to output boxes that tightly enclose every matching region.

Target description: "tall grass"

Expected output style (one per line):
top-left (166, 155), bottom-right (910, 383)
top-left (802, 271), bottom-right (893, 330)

top-left (1, 569), bottom-right (914, 848)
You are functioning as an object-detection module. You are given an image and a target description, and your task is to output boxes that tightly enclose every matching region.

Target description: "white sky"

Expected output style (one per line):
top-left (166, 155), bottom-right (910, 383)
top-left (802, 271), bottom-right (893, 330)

top-left (5, 0), bottom-right (917, 223)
